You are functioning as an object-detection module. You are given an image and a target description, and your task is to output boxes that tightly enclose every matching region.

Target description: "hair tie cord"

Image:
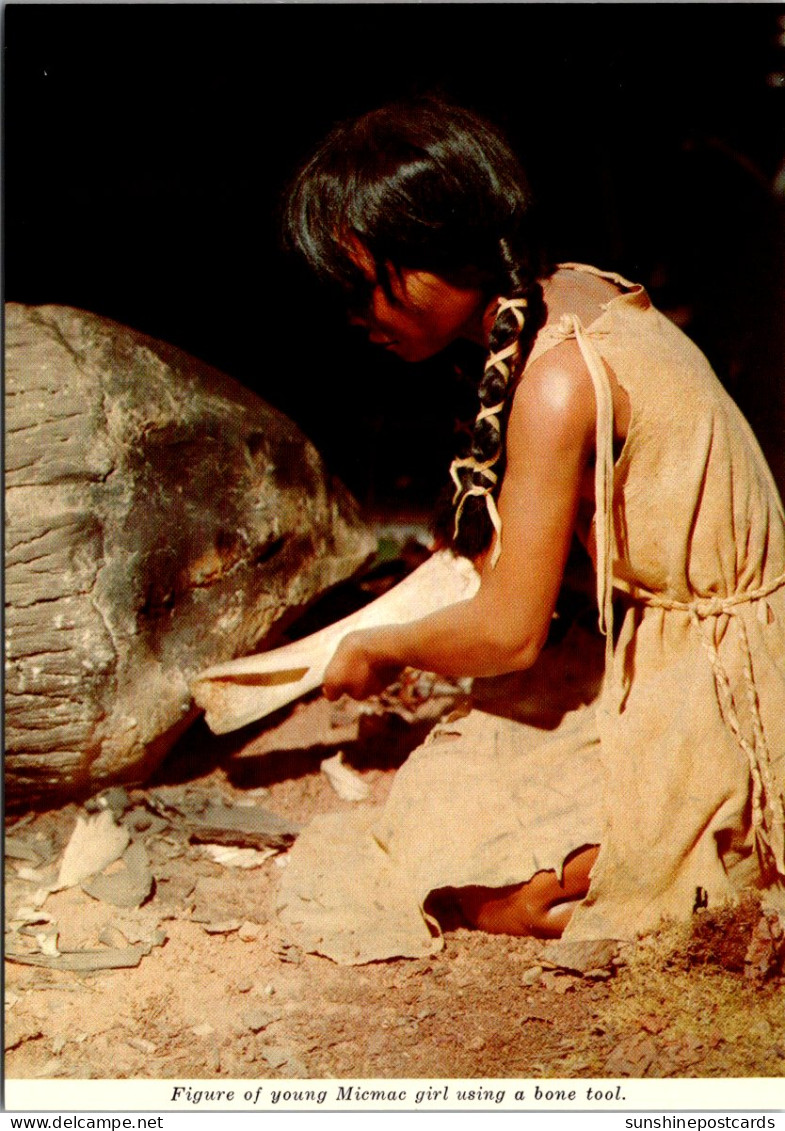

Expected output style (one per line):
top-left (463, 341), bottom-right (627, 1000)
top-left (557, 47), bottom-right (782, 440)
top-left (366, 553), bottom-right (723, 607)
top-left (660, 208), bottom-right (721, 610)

top-left (449, 456), bottom-right (498, 495)
top-left (487, 340), bottom-right (519, 366)
top-left (497, 296), bottom-right (528, 320)
top-left (475, 400), bottom-right (505, 429)
top-left (453, 485), bottom-right (504, 568)
top-left (449, 455), bottom-right (503, 567)
top-left (484, 299), bottom-right (527, 373)
top-left (485, 304), bottom-right (527, 372)
top-left (448, 397), bottom-right (506, 488)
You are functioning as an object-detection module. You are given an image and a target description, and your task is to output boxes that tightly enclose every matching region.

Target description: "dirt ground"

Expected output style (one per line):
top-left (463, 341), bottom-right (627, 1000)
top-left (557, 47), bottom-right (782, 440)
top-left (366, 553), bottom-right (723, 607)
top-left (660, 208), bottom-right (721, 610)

top-left (5, 684), bottom-right (785, 1085)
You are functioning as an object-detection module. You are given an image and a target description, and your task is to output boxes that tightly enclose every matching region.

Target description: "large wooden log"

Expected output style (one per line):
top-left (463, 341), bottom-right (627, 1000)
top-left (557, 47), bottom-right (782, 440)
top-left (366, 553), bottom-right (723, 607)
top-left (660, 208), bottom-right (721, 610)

top-left (5, 303), bottom-right (376, 805)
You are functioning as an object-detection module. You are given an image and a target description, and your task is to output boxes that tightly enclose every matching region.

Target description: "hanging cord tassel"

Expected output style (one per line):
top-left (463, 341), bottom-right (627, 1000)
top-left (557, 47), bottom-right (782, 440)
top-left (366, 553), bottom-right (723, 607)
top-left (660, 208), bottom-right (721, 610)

top-left (689, 605), bottom-right (785, 878)
top-left (450, 296), bottom-right (528, 568)
top-left (565, 317), bottom-right (616, 673)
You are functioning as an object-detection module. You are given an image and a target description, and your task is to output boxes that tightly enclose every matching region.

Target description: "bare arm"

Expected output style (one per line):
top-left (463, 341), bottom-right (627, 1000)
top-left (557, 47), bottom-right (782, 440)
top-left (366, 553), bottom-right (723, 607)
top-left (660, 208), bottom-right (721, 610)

top-left (323, 340), bottom-right (598, 699)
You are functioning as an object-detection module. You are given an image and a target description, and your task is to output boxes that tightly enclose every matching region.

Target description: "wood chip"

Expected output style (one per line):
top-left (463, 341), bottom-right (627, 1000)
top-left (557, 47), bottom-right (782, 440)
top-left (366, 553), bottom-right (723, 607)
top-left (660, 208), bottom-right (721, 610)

top-left (10, 909), bottom-right (53, 927)
top-left (187, 803), bottom-right (299, 851)
top-left (201, 844), bottom-right (278, 869)
top-left (6, 813), bottom-right (36, 834)
top-left (321, 751), bottom-right (370, 801)
top-left (55, 811), bottom-right (130, 890)
top-left (35, 931), bottom-right (61, 958)
top-left (82, 840), bottom-right (154, 909)
top-left (5, 838), bottom-right (43, 864)
top-left (98, 925), bottom-right (130, 949)
top-left (201, 920), bottom-right (242, 935)
top-left (15, 865), bottom-right (51, 883)
top-left (6, 931), bottom-right (166, 971)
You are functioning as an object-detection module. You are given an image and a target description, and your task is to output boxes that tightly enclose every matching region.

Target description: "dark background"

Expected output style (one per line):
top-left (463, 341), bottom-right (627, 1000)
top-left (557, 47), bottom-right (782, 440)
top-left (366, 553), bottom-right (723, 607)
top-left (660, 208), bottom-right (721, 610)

top-left (6, 3), bottom-right (785, 512)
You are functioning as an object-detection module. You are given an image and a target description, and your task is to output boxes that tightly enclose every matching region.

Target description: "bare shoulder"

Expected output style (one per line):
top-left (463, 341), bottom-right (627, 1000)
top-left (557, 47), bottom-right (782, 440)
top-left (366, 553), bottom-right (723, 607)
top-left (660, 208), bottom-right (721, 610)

top-left (508, 338), bottom-right (597, 460)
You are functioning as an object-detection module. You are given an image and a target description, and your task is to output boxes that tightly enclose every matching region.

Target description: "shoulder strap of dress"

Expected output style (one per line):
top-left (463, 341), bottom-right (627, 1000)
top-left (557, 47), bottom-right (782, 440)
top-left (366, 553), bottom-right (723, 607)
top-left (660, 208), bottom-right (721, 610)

top-left (560, 314), bottom-right (617, 674)
top-left (557, 261), bottom-right (640, 291)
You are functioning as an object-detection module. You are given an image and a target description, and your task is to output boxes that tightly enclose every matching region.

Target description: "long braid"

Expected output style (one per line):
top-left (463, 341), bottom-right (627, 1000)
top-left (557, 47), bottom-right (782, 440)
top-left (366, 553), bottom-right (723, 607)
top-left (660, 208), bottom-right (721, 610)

top-left (446, 266), bottom-right (546, 564)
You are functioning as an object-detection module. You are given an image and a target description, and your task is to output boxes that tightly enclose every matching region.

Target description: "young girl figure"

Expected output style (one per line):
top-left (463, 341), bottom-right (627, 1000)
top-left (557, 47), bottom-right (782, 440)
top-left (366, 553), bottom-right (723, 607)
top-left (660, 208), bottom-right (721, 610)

top-left (276, 98), bottom-right (785, 964)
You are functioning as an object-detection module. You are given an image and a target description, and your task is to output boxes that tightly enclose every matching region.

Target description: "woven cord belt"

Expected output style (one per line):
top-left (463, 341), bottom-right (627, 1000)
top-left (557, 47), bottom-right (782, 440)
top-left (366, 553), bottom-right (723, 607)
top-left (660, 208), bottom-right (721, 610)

top-left (623, 573), bottom-right (785, 879)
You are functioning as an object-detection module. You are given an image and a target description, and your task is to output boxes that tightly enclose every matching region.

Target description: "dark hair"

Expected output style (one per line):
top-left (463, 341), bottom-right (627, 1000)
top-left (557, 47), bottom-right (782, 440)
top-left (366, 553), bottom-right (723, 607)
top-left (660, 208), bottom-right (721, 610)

top-left (285, 96), bottom-right (550, 559)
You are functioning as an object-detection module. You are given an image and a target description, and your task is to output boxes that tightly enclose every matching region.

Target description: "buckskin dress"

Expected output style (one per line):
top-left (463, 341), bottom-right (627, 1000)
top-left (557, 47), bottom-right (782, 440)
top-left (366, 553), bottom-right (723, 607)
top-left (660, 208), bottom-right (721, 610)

top-left (276, 264), bottom-right (785, 964)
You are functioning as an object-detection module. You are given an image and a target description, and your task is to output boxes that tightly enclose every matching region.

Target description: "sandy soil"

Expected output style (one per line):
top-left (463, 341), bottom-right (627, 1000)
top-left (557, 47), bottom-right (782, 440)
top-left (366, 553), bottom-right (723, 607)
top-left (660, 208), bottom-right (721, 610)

top-left (5, 688), bottom-right (785, 1086)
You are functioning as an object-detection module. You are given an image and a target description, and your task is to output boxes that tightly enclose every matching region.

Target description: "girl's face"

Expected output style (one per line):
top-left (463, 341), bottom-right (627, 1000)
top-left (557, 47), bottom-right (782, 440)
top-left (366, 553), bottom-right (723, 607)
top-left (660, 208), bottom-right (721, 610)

top-left (346, 242), bottom-right (487, 362)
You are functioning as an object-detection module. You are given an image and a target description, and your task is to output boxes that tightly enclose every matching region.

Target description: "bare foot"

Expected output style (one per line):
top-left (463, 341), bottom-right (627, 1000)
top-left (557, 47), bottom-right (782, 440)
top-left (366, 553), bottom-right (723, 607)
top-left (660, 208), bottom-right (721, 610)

top-left (456, 845), bottom-right (600, 938)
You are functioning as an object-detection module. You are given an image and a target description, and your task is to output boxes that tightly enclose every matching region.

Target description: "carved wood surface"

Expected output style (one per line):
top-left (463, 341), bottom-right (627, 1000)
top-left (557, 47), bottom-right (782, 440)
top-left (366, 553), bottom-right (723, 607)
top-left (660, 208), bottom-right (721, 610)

top-left (5, 304), bottom-right (375, 804)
